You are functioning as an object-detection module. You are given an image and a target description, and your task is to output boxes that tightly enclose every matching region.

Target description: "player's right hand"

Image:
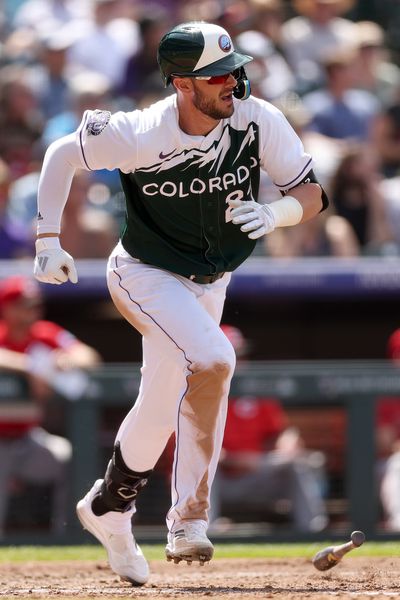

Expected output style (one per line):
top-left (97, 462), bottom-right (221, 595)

top-left (34, 237), bottom-right (78, 285)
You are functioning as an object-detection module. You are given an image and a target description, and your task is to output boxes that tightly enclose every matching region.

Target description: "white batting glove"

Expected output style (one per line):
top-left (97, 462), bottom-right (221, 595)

top-left (34, 237), bottom-right (78, 285)
top-left (229, 199), bottom-right (276, 240)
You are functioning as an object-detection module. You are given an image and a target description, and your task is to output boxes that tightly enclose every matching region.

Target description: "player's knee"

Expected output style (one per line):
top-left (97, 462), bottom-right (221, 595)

top-left (209, 337), bottom-right (236, 374)
top-left (203, 347), bottom-right (235, 380)
top-left (210, 359), bottom-right (232, 380)
top-left (194, 358), bottom-right (234, 390)
top-left (187, 335), bottom-right (235, 396)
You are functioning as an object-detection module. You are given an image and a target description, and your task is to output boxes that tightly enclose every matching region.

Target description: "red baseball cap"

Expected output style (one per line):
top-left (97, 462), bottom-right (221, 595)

top-left (387, 329), bottom-right (400, 361)
top-left (0, 276), bottom-right (42, 307)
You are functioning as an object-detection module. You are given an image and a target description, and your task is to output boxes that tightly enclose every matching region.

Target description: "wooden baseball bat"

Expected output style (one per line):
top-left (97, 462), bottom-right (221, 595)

top-left (312, 530), bottom-right (365, 571)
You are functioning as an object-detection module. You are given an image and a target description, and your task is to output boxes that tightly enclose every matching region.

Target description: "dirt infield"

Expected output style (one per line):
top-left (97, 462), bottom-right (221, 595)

top-left (1, 557), bottom-right (400, 599)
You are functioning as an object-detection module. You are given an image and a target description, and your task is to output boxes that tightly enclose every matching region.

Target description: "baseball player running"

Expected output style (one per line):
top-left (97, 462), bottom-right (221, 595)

top-left (33, 22), bottom-right (328, 586)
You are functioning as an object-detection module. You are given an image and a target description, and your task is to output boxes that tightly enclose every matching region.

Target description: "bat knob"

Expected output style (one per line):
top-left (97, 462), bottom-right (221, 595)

top-left (350, 530), bottom-right (365, 547)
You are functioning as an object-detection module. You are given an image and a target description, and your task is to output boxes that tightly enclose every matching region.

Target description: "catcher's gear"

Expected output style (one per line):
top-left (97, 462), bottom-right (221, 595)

top-left (34, 237), bottom-right (78, 285)
top-left (157, 22), bottom-right (252, 99)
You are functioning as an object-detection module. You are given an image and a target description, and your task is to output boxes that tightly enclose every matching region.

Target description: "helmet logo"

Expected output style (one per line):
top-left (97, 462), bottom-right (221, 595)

top-left (218, 34), bottom-right (232, 53)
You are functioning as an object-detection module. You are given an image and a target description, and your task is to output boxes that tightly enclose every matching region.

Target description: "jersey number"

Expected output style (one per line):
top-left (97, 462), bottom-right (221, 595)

top-left (225, 190), bottom-right (244, 223)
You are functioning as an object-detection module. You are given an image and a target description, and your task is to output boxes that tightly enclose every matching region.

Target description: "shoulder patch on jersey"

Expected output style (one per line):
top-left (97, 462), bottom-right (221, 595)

top-left (86, 110), bottom-right (111, 136)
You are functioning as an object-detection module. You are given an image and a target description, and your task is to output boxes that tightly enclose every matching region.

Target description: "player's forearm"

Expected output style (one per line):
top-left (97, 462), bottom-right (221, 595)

top-left (281, 182), bottom-right (324, 224)
top-left (61, 343), bottom-right (102, 369)
top-left (0, 348), bottom-right (30, 373)
top-left (37, 134), bottom-right (82, 236)
top-left (230, 181), bottom-right (326, 240)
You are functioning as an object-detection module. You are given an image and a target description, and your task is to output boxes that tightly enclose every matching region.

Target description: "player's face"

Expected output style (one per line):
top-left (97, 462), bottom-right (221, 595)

top-left (191, 73), bottom-right (237, 120)
top-left (3, 298), bottom-right (43, 328)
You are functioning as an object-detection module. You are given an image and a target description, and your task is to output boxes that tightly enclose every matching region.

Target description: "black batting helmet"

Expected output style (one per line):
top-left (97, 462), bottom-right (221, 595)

top-left (157, 22), bottom-right (253, 86)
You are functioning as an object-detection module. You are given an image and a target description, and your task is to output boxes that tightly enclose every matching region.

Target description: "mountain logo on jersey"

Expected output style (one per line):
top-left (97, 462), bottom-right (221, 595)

top-left (134, 122), bottom-right (260, 201)
top-left (86, 110), bottom-right (111, 136)
top-left (138, 123), bottom-right (257, 177)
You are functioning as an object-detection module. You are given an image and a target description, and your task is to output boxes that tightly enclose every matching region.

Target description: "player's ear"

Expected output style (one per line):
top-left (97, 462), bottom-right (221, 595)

top-left (172, 77), bottom-right (193, 95)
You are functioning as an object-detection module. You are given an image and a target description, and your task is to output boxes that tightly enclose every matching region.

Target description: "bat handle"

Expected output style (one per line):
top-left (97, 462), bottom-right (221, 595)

top-left (333, 540), bottom-right (353, 559)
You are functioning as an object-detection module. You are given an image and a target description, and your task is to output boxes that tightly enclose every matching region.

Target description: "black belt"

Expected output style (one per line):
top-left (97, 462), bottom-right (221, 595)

top-left (187, 272), bottom-right (225, 284)
top-left (131, 255), bottom-right (225, 285)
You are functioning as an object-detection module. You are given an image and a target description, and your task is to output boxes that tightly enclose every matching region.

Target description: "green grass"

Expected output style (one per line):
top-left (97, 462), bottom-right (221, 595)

top-left (1, 542), bottom-right (400, 563)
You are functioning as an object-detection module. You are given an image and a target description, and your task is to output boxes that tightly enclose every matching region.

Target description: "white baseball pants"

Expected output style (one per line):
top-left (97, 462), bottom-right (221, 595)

top-left (106, 243), bottom-right (235, 532)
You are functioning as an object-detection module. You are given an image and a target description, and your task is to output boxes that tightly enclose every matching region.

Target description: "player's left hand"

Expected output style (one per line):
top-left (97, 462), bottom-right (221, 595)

top-left (229, 199), bottom-right (276, 240)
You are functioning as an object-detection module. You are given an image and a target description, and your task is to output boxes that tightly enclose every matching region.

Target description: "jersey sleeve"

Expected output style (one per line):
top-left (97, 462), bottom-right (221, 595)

top-left (76, 109), bottom-right (139, 173)
top-left (259, 104), bottom-right (313, 192)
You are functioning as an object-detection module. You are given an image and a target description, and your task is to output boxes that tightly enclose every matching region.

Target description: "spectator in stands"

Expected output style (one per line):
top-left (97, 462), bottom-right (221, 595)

top-left (4, 170), bottom-right (42, 237)
top-left (40, 69), bottom-right (121, 195)
top-left (12, 0), bottom-right (88, 33)
top-left (0, 275), bottom-right (101, 537)
top-left (264, 206), bottom-right (360, 257)
top-left (175, 0), bottom-right (222, 23)
top-left (281, 0), bottom-right (357, 94)
top-left (0, 65), bottom-right (44, 178)
top-left (59, 170), bottom-right (119, 259)
top-left (353, 21), bottom-right (400, 108)
top-left (3, 70), bottom-right (119, 241)
top-left (377, 329), bottom-right (400, 531)
top-left (65, 0), bottom-right (140, 91)
top-left (41, 70), bottom-right (112, 148)
top-left (215, 0), bottom-right (256, 39)
top-left (235, 29), bottom-right (295, 102)
top-left (5, 169), bottom-right (118, 260)
top-left (386, 329), bottom-right (400, 367)
top-left (211, 325), bottom-right (328, 533)
top-left (0, 68), bottom-right (116, 239)
top-left (252, 93), bottom-right (348, 256)
top-left (119, 7), bottom-right (171, 105)
top-left (32, 29), bottom-right (75, 120)
top-left (248, 0), bottom-right (286, 52)
top-left (302, 45), bottom-right (381, 142)
top-left (329, 145), bottom-right (394, 253)
top-left (273, 92), bottom-right (345, 189)
top-left (0, 158), bottom-right (33, 259)
top-left (380, 176), bottom-right (400, 254)
top-left (371, 100), bottom-right (400, 179)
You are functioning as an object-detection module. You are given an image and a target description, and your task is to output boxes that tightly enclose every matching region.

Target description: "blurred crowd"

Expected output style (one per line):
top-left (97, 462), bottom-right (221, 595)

top-left (0, 0), bottom-right (399, 261)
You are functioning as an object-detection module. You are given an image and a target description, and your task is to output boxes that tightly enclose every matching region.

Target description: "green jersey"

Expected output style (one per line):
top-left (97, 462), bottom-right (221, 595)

top-left (77, 94), bottom-right (312, 277)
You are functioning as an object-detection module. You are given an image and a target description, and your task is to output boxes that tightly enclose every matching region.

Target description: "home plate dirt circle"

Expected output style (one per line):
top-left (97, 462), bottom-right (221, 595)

top-left (1, 557), bottom-right (400, 599)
